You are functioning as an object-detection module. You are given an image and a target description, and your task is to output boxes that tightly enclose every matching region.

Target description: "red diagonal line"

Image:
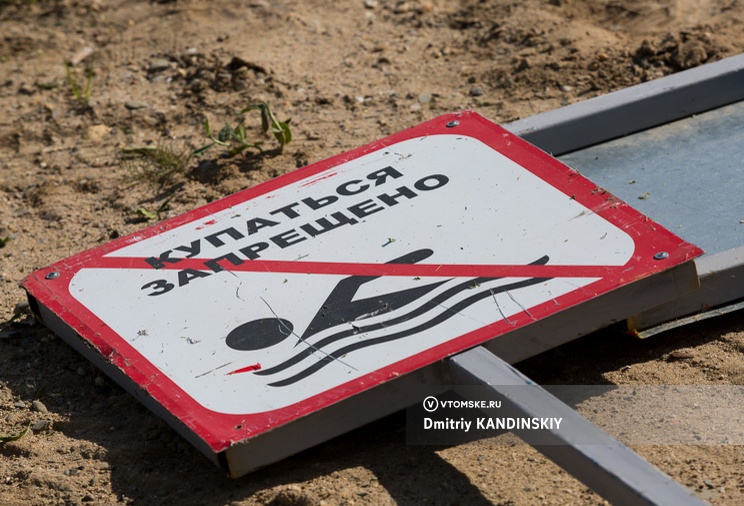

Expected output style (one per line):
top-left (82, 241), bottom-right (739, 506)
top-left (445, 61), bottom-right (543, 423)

top-left (87, 256), bottom-right (625, 278)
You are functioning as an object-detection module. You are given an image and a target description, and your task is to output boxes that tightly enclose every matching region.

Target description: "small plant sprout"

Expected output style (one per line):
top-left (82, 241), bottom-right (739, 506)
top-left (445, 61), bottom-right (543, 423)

top-left (65, 62), bottom-right (93, 110)
top-left (240, 102), bottom-right (292, 153)
top-left (195, 102), bottom-right (292, 157)
top-left (134, 196), bottom-right (174, 221)
top-left (0, 423), bottom-right (30, 443)
top-left (195, 117), bottom-right (262, 157)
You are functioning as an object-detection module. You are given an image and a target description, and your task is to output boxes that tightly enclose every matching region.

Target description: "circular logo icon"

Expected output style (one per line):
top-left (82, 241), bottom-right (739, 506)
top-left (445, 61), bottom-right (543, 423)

top-left (423, 396), bottom-right (438, 412)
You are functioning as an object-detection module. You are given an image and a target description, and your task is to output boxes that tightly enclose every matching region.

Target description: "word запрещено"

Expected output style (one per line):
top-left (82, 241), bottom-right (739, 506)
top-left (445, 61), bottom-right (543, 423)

top-left (140, 165), bottom-right (450, 296)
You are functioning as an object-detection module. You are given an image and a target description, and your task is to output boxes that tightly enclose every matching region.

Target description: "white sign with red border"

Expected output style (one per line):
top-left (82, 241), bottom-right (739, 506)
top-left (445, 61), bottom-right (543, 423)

top-left (22, 111), bottom-right (702, 457)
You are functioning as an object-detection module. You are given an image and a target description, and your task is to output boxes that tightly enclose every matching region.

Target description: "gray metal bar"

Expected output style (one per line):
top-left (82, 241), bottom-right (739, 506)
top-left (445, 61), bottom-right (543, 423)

top-left (633, 299), bottom-right (744, 339)
top-left (505, 53), bottom-right (744, 155)
top-left (448, 347), bottom-right (708, 506)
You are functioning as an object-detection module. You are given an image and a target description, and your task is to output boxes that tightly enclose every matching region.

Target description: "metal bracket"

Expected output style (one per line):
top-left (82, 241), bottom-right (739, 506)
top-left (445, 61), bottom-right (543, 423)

top-left (506, 53), bottom-right (744, 156)
top-left (448, 347), bottom-right (708, 505)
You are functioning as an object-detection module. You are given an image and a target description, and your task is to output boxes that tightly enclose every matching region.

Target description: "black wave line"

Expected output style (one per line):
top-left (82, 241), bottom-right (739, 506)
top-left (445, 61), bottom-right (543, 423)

top-left (255, 277), bottom-right (480, 375)
top-left (267, 275), bottom-right (551, 387)
top-left (255, 255), bottom-right (550, 377)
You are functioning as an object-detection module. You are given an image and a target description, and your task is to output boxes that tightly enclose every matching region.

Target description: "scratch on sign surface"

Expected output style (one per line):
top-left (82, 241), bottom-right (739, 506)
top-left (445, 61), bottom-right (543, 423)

top-left (195, 362), bottom-right (232, 378)
top-left (490, 288), bottom-right (514, 325)
top-left (260, 297), bottom-right (357, 371)
top-left (506, 290), bottom-right (535, 319)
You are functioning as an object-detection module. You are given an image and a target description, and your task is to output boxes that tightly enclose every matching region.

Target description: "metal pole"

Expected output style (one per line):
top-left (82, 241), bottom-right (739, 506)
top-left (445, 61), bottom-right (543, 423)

top-left (448, 346), bottom-right (708, 505)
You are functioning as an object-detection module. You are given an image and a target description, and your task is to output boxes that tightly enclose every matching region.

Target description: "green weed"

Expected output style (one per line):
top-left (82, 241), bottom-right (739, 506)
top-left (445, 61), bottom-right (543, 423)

top-left (134, 196), bottom-right (173, 221)
top-left (65, 62), bottom-right (93, 110)
top-left (0, 423), bottom-right (31, 443)
top-left (122, 141), bottom-right (192, 190)
top-left (195, 118), bottom-right (262, 157)
top-left (241, 102), bottom-right (292, 153)
top-left (195, 102), bottom-right (291, 157)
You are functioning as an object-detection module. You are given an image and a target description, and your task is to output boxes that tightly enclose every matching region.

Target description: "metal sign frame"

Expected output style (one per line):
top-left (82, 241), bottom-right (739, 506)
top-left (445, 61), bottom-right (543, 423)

top-left (507, 52), bottom-right (744, 340)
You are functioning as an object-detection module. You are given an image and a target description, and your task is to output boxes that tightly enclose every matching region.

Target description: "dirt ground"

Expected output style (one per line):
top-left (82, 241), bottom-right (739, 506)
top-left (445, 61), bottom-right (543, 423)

top-left (1, 0), bottom-right (744, 504)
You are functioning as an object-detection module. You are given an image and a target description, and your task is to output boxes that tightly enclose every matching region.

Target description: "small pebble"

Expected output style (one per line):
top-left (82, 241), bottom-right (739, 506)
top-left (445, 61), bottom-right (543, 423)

top-left (469, 86), bottom-right (484, 97)
top-left (95, 376), bottom-right (105, 386)
top-left (418, 93), bottom-right (432, 103)
top-left (394, 2), bottom-right (411, 14)
top-left (14, 401), bottom-right (26, 409)
top-left (69, 46), bottom-right (95, 65)
top-left (669, 350), bottom-right (695, 359)
top-left (149, 59), bottom-right (171, 72)
top-left (18, 84), bottom-right (35, 95)
top-left (77, 367), bottom-right (87, 376)
top-left (32, 400), bottom-right (48, 414)
top-left (32, 420), bottom-right (50, 431)
top-left (124, 101), bottom-right (147, 110)
top-left (87, 124), bottom-right (112, 143)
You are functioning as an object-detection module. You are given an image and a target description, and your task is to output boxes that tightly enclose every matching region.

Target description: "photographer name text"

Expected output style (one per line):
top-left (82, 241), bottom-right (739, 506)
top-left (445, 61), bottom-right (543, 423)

top-left (424, 417), bottom-right (563, 432)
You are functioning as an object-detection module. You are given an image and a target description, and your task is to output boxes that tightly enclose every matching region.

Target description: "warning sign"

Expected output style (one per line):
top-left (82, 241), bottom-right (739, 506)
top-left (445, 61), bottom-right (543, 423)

top-left (22, 111), bottom-right (702, 460)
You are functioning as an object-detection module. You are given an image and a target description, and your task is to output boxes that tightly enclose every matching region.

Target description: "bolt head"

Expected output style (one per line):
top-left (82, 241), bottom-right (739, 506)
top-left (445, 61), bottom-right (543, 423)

top-left (445, 120), bottom-right (459, 128)
top-left (45, 271), bottom-right (60, 280)
top-left (653, 252), bottom-right (669, 260)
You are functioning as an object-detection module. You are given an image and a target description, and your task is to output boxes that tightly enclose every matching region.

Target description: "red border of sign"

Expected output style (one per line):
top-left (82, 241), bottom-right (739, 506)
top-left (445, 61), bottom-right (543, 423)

top-left (21, 111), bottom-right (702, 453)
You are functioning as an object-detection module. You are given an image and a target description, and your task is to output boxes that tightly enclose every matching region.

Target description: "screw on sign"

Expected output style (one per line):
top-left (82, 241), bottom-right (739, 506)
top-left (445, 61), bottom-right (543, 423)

top-left (21, 111), bottom-right (702, 477)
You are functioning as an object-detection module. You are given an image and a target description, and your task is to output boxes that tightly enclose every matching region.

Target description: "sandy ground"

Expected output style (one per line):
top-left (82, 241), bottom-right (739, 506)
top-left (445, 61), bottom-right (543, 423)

top-left (1, 0), bottom-right (744, 504)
